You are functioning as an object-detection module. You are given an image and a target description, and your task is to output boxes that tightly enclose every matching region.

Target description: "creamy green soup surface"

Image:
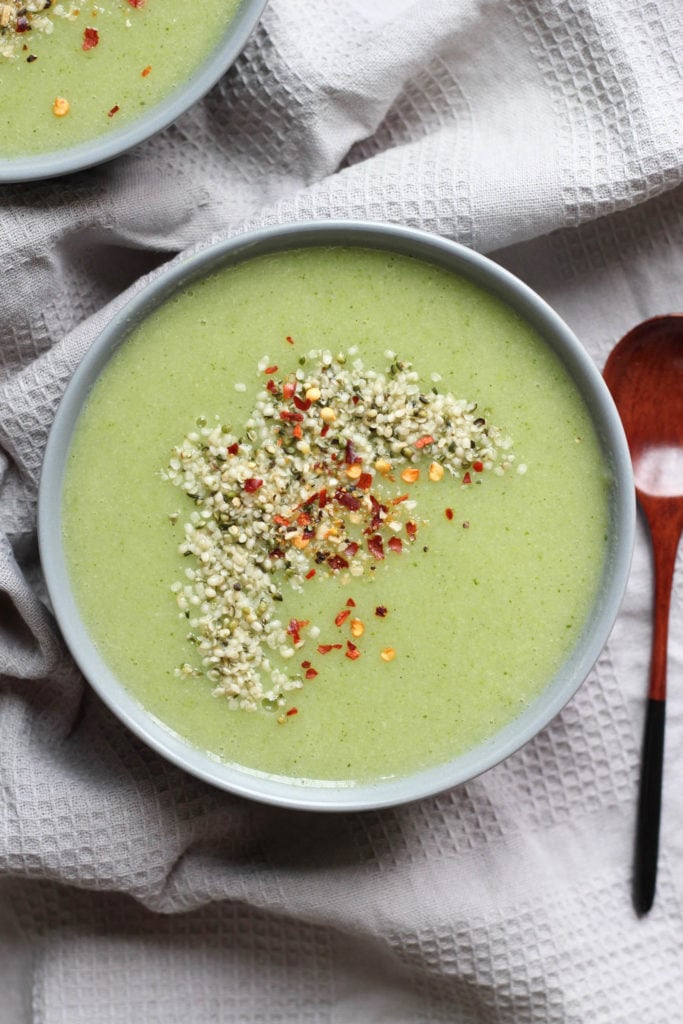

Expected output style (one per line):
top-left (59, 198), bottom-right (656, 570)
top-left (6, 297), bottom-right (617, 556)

top-left (62, 247), bottom-right (611, 784)
top-left (0, 0), bottom-right (239, 158)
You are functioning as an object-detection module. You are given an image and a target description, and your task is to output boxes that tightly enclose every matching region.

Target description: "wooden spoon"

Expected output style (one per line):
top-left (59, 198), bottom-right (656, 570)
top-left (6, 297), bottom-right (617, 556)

top-left (603, 315), bottom-right (683, 915)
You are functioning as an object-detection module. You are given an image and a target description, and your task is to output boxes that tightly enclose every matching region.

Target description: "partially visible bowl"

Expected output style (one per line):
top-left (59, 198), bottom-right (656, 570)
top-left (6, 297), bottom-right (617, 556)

top-left (38, 221), bottom-right (635, 810)
top-left (0, 0), bottom-right (267, 183)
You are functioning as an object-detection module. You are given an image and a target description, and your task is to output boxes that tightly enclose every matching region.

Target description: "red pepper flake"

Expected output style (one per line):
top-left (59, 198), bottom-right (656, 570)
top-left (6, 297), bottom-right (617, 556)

top-left (415, 435), bottom-right (435, 449)
top-left (317, 643), bottom-right (342, 654)
top-left (305, 568), bottom-right (316, 580)
top-left (266, 378), bottom-right (278, 395)
top-left (287, 618), bottom-right (309, 645)
top-left (335, 489), bottom-right (361, 512)
top-left (345, 598), bottom-right (356, 607)
top-left (272, 514), bottom-right (289, 527)
top-left (82, 27), bottom-right (99, 49)
top-left (227, 442), bottom-right (239, 455)
top-left (327, 554), bottom-right (349, 571)
top-left (292, 424), bottom-right (303, 439)
top-left (367, 534), bottom-right (385, 560)
top-left (473, 460), bottom-right (484, 473)
top-left (335, 609), bottom-right (351, 627)
top-left (375, 605), bottom-right (388, 617)
top-left (344, 541), bottom-right (359, 557)
top-left (286, 335), bottom-right (295, 345)
top-left (305, 667), bottom-right (318, 680)
top-left (296, 512), bottom-right (312, 527)
top-left (320, 424), bottom-right (330, 438)
top-left (301, 660), bottom-right (311, 669)
top-left (282, 380), bottom-right (296, 400)
top-left (107, 105), bottom-right (120, 118)
top-left (358, 472), bottom-right (373, 490)
top-left (141, 65), bottom-right (152, 77)
top-left (388, 536), bottom-right (403, 553)
top-left (127, 0), bottom-right (145, 7)
top-left (279, 410), bottom-right (304, 423)
top-left (293, 395), bottom-right (311, 412)
top-left (392, 494), bottom-right (409, 505)
top-left (286, 707), bottom-right (298, 716)
top-left (462, 471), bottom-right (472, 485)
top-left (345, 641), bottom-right (361, 661)
top-left (243, 478), bottom-right (263, 493)
top-left (264, 365), bottom-right (278, 375)
top-left (318, 489), bottom-right (328, 509)
top-left (344, 440), bottom-right (361, 466)
top-left (406, 521), bottom-right (417, 540)
top-left (445, 507), bottom-right (454, 520)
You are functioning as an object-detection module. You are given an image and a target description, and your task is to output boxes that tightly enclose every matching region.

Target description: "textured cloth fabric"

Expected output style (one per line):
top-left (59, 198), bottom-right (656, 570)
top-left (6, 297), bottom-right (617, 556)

top-left (2, 0), bottom-right (683, 1020)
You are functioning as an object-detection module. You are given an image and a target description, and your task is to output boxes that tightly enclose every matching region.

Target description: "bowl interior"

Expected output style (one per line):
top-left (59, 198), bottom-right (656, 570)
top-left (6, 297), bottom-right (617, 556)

top-left (38, 221), bottom-right (635, 810)
top-left (0, 0), bottom-right (267, 183)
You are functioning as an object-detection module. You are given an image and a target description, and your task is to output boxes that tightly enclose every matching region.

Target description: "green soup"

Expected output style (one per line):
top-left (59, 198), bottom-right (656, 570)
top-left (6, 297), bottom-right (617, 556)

top-left (62, 247), bottom-right (610, 783)
top-left (0, 0), bottom-right (239, 157)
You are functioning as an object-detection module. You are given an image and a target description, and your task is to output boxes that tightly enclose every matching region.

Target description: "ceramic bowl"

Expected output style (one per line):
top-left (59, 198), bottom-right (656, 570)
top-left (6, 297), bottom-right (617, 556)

top-left (38, 221), bottom-right (635, 810)
top-left (0, 0), bottom-right (267, 183)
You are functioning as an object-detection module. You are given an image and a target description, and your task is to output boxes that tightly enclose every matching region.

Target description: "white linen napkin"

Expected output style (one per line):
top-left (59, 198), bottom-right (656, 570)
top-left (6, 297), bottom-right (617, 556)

top-left (1, 1), bottom-right (683, 1020)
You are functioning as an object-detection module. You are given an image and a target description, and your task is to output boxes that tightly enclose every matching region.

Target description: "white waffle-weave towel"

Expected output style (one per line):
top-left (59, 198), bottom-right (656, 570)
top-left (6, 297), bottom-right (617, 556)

top-left (1, 1), bottom-right (683, 1021)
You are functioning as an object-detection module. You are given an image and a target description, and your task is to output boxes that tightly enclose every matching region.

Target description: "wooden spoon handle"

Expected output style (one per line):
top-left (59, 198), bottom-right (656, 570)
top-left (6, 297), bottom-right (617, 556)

top-left (633, 498), bottom-right (683, 914)
top-left (633, 697), bottom-right (665, 915)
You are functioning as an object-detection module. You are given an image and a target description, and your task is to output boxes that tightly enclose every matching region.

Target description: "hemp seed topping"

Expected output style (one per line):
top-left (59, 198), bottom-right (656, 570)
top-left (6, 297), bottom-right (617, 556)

top-left (164, 349), bottom-right (517, 715)
top-left (0, 1), bottom-right (82, 60)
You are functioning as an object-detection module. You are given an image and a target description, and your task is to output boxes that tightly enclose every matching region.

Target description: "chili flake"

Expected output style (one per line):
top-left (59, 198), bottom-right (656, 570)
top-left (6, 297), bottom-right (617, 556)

top-left (367, 534), bottom-right (384, 560)
top-left (243, 477), bottom-right (263, 493)
top-left (107, 104), bottom-right (120, 118)
top-left (52, 96), bottom-right (70, 117)
top-left (82, 26), bottom-right (98, 49)
top-left (141, 65), bottom-right (152, 77)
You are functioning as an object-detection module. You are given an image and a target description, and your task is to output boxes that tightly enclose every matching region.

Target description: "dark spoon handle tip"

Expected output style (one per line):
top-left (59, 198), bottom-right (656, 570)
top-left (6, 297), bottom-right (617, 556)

top-left (633, 697), bottom-right (666, 916)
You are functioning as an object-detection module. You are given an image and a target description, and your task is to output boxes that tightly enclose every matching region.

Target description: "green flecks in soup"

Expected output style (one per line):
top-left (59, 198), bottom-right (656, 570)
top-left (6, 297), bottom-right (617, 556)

top-left (62, 247), bottom-right (611, 784)
top-left (0, 0), bottom-right (239, 157)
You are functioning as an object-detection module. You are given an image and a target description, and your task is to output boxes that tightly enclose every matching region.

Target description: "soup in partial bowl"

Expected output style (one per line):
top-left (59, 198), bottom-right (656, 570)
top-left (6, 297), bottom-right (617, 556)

top-left (38, 221), bottom-right (635, 810)
top-left (0, 0), bottom-right (267, 181)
